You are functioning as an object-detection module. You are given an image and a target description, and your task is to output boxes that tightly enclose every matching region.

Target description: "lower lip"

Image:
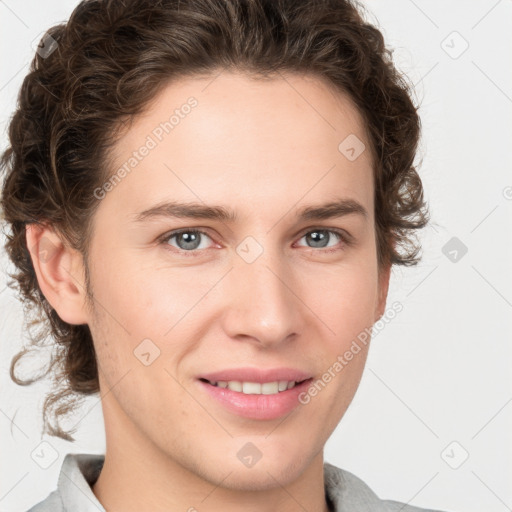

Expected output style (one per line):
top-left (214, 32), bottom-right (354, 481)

top-left (197, 379), bottom-right (313, 420)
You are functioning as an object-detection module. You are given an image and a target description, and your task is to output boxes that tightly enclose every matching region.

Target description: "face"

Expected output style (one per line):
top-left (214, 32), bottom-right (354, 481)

top-left (79, 71), bottom-right (389, 489)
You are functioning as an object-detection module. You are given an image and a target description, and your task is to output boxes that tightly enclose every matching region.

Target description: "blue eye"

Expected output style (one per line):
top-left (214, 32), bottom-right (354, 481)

top-left (162, 229), bottom-right (214, 252)
top-left (159, 227), bottom-right (351, 256)
top-left (296, 229), bottom-right (345, 251)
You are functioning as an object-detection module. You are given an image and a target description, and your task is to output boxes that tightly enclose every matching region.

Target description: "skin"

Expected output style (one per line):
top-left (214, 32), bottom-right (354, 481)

top-left (27, 71), bottom-right (391, 512)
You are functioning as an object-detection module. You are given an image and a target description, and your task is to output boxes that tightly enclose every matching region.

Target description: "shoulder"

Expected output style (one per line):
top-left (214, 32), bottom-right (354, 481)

top-left (25, 453), bottom-right (105, 512)
top-left (324, 462), bottom-right (450, 512)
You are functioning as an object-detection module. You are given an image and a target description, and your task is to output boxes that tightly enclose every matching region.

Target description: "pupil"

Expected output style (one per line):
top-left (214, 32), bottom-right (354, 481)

top-left (178, 231), bottom-right (200, 250)
top-left (308, 230), bottom-right (328, 248)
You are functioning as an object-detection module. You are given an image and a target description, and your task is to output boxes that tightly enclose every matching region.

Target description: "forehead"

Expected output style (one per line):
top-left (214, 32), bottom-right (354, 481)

top-left (103, 71), bottom-right (374, 221)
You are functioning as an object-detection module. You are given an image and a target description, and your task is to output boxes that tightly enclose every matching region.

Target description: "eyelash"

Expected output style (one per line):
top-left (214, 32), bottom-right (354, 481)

top-left (158, 227), bottom-right (352, 257)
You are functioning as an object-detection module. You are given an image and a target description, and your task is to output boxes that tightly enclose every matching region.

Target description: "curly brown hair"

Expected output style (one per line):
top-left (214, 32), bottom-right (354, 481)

top-left (0, 0), bottom-right (429, 441)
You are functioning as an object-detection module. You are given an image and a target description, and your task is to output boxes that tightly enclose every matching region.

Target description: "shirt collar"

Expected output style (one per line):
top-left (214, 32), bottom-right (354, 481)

top-left (58, 453), bottom-right (105, 512)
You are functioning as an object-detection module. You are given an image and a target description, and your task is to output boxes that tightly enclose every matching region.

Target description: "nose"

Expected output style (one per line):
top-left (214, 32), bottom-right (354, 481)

top-left (221, 244), bottom-right (305, 348)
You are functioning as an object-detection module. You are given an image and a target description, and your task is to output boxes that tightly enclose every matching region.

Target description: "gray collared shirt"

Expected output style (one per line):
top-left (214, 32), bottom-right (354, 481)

top-left (27, 453), bottom-right (449, 512)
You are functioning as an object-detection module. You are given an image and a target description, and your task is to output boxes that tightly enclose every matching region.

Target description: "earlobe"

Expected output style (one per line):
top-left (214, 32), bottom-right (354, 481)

top-left (25, 223), bottom-right (89, 325)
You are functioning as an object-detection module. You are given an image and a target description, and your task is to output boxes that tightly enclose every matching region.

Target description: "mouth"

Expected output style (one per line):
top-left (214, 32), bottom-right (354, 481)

top-left (199, 378), bottom-right (309, 395)
top-left (196, 372), bottom-right (314, 420)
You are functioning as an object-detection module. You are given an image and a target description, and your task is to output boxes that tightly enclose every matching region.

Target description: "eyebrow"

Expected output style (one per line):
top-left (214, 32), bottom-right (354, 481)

top-left (132, 198), bottom-right (368, 223)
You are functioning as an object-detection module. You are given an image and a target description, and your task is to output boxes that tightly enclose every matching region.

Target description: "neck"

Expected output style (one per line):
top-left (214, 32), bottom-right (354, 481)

top-left (92, 398), bottom-right (331, 512)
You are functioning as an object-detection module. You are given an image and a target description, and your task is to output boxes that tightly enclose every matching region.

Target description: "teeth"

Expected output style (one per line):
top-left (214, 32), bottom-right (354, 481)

top-left (243, 382), bottom-right (262, 394)
top-left (210, 380), bottom-right (300, 395)
top-left (227, 381), bottom-right (242, 392)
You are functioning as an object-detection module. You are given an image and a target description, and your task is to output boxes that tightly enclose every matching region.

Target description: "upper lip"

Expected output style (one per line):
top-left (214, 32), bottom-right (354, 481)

top-left (199, 367), bottom-right (312, 384)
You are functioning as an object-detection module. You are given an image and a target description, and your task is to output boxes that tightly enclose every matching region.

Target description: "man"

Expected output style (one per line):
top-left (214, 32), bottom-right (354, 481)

top-left (1, 0), bottom-right (448, 510)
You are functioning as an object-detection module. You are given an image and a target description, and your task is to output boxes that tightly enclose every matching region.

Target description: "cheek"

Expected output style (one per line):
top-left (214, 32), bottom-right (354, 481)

top-left (304, 261), bottom-right (379, 346)
top-left (86, 249), bottom-right (223, 387)
top-left (88, 242), bottom-right (200, 334)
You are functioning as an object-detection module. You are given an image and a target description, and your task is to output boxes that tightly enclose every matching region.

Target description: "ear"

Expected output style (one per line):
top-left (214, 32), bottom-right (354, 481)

top-left (25, 223), bottom-right (90, 325)
top-left (374, 262), bottom-right (392, 321)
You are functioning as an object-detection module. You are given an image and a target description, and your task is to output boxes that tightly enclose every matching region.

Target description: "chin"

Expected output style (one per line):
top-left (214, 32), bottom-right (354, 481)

top-left (216, 463), bottom-right (304, 492)
top-left (179, 445), bottom-right (312, 492)
top-left (228, 449), bottom-right (314, 491)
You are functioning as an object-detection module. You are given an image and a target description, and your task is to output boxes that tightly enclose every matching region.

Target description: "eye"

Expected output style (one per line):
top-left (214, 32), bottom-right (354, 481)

top-left (158, 227), bottom-right (351, 257)
top-left (160, 229), bottom-right (215, 253)
top-left (295, 228), bottom-right (349, 252)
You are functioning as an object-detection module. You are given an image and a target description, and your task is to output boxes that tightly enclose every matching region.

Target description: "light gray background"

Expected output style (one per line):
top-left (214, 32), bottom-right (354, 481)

top-left (1, 1), bottom-right (511, 511)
